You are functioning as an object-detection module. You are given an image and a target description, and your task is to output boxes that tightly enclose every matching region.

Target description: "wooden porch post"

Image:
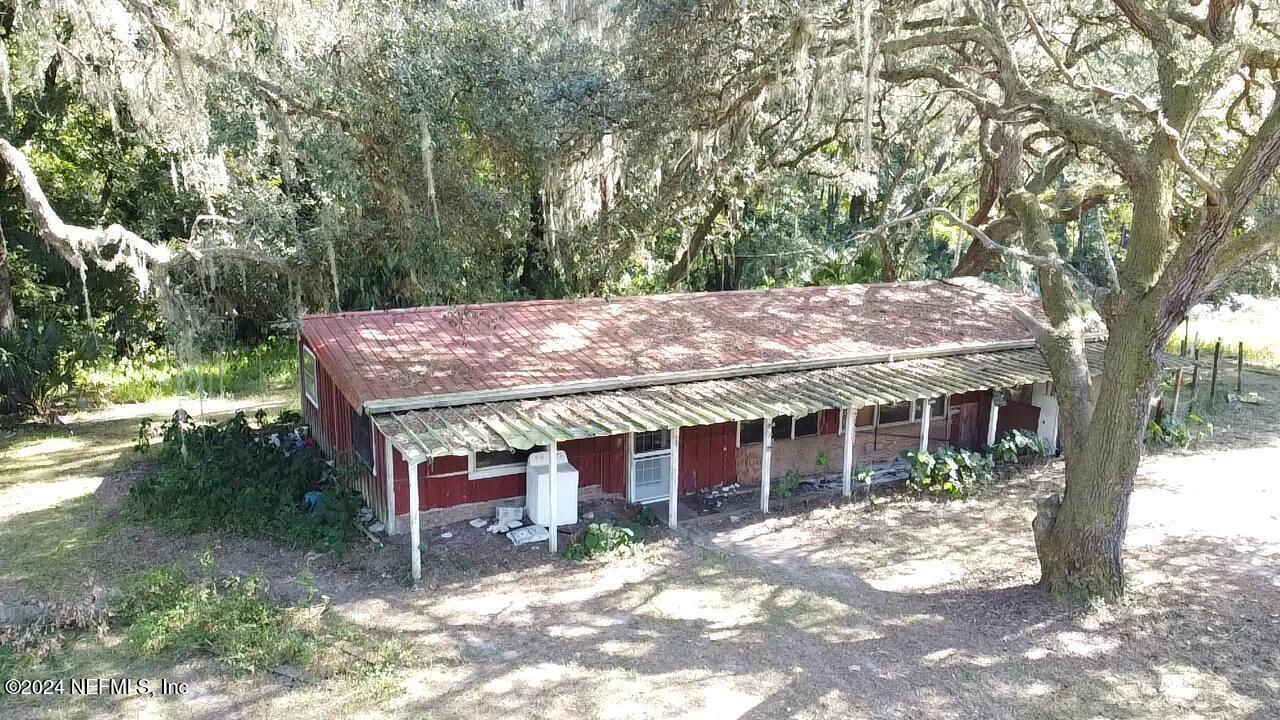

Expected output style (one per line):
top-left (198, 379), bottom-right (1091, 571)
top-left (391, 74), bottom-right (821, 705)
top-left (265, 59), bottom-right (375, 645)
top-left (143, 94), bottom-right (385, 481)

top-left (408, 459), bottom-right (422, 581)
top-left (383, 432), bottom-right (396, 535)
top-left (841, 406), bottom-right (856, 497)
top-left (760, 417), bottom-right (773, 513)
top-left (548, 439), bottom-right (559, 553)
top-left (668, 427), bottom-right (680, 528)
top-left (919, 398), bottom-right (931, 453)
top-left (986, 393), bottom-right (1000, 446)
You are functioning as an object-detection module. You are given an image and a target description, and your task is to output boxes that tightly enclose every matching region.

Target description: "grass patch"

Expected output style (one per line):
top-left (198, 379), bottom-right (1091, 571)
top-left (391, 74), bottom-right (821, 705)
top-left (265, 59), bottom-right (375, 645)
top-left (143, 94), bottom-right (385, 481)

top-left (1167, 295), bottom-right (1280, 369)
top-left (0, 495), bottom-right (105, 598)
top-left (0, 419), bottom-right (139, 492)
top-left (117, 565), bottom-right (311, 674)
top-left (81, 335), bottom-right (298, 405)
top-left (3, 563), bottom-right (410, 695)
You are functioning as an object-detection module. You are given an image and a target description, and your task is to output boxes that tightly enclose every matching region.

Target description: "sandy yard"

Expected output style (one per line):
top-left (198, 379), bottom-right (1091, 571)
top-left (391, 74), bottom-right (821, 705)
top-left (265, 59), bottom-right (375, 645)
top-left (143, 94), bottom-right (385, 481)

top-left (2, 374), bottom-right (1278, 719)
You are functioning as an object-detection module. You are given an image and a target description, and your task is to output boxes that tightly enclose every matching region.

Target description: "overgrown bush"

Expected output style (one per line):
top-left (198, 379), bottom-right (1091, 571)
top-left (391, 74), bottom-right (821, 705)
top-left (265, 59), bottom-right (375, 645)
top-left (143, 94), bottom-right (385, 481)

top-left (904, 445), bottom-right (994, 500)
top-left (127, 410), bottom-right (362, 553)
top-left (114, 565), bottom-right (310, 674)
top-left (0, 317), bottom-right (99, 418)
top-left (564, 522), bottom-right (641, 561)
top-left (990, 429), bottom-right (1051, 464)
top-left (1147, 413), bottom-right (1213, 449)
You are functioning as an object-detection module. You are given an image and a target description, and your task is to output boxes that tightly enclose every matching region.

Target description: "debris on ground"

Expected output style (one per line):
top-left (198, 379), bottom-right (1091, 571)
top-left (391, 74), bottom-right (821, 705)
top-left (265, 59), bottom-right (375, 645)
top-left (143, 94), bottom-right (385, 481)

top-left (507, 525), bottom-right (550, 546)
top-left (487, 505), bottom-right (525, 534)
top-left (468, 518), bottom-right (488, 528)
top-left (1228, 392), bottom-right (1263, 404)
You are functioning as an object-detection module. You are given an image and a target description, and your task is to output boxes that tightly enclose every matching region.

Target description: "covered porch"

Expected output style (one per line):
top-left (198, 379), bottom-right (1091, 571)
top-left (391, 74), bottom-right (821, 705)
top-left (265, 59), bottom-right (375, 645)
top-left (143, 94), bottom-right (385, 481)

top-left (372, 343), bottom-right (1126, 580)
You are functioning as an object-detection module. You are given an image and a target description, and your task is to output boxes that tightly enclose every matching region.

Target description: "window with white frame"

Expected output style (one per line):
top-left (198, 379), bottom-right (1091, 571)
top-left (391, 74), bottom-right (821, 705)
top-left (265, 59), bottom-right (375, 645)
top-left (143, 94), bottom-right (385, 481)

top-left (631, 430), bottom-right (671, 503)
top-left (471, 446), bottom-right (542, 480)
top-left (302, 345), bottom-right (319, 408)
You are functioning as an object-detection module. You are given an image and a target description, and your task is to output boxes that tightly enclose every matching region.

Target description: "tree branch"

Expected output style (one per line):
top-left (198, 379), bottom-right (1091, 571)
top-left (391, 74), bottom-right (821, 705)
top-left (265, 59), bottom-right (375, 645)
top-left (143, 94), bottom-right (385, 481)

top-left (863, 205), bottom-right (1113, 303)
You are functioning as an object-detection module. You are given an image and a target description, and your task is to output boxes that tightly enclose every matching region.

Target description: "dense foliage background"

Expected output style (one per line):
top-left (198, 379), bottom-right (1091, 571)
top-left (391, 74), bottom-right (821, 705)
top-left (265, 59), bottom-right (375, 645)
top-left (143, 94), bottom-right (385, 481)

top-left (1, 0), bottom-right (1278, 412)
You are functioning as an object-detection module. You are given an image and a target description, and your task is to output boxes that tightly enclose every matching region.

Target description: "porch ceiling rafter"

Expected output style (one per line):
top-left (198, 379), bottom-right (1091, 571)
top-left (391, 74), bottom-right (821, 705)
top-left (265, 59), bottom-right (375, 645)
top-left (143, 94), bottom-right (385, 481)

top-left (372, 343), bottom-right (1191, 459)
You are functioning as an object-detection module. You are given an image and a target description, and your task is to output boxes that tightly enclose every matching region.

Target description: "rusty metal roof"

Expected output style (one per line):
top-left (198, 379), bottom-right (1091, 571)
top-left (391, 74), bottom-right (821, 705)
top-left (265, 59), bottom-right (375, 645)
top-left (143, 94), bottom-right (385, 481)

top-left (377, 342), bottom-right (1187, 462)
top-left (303, 278), bottom-right (1048, 411)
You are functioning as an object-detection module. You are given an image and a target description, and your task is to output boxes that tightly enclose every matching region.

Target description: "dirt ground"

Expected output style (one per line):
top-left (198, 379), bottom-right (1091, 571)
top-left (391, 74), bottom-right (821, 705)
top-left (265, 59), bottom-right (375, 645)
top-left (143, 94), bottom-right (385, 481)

top-left (3, 374), bottom-right (1279, 719)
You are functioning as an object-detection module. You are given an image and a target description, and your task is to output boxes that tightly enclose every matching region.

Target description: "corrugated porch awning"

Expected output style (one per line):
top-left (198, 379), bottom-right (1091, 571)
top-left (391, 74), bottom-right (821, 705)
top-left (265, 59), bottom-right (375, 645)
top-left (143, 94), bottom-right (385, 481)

top-left (374, 343), bottom-right (1190, 461)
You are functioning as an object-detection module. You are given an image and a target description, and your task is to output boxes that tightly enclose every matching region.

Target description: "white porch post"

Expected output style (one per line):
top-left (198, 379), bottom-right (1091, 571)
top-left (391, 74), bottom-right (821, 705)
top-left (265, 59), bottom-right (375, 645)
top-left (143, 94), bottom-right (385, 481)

top-left (408, 459), bottom-right (422, 581)
top-left (547, 439), bottom-right (559, 553)
top-left (841, 406), bottom-right (857, 497)
top-left (919, 398), bottom-right (932, 453)
top-left (383, 434), bottom-right (396, 535)
top-left (987, 393), bottom-right (1001, 446)
top-left (760, 418), bottom-right (773, 513)
top-left (668, 427), bottom-right (680, 528)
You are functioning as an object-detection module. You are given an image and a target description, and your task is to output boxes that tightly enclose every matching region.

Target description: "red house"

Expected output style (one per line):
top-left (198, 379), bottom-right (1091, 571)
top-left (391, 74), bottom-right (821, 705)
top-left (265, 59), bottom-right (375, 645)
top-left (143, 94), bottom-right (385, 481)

top-left (299, 278), bottom-right (1095, 578)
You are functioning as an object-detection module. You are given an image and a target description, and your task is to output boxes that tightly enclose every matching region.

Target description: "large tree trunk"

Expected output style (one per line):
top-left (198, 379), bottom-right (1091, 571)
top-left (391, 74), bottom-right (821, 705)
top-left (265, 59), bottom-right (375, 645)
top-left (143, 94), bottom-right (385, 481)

top-left (1032, 304), bottom-right (1164, 602)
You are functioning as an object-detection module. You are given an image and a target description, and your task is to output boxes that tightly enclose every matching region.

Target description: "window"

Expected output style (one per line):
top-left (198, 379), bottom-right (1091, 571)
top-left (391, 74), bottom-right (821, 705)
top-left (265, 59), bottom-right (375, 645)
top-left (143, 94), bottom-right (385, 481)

top-left (792, 412), bottom-right (819, 438)
top-left (352, 409), bottom-right (373, 471)
top-left (738, 419), bottom-right (764, 446)
top-left (771, 416), bottom-right (793, 441)
top-left (472, 446), bottom-right (541, 480)
top-left (631, 455), bottom-right (670, 503)
top-left (633, 430), bottom-right (671, 455)
top-left (930, 396), bottom-right (947, 418)
top-left (855, 406), bottom-right (875, 427)
top-left (877, 400), bottom-right (912, 425)
top-left (631, 431), bottom-right (671, 503)
top-left (914, 396), bottom-right (948, 419)
top-left (302, 345), bottom-right (319, 408)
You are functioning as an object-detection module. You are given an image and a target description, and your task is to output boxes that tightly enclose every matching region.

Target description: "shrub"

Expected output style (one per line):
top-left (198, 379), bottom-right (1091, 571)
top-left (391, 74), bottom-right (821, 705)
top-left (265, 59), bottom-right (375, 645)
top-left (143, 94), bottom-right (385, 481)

top-left (115, 566), bottom-right (311, 674)
top-left (1147, 413), bottom-right (1212, 449)
top-left (0, 317), bottom-right (99, 418)
top-left (990, 429), bottom-right (1050, 464)
top-left (772, 468), bottom-right (803, 498)
top-left (564, 522), bottom-right (640, 561)
top-left (904, 445), bottom-right (994, 500)
top-left (634, 506), bottom-right (660, 527)
top-left (127, 410), bottom-right (361, 553)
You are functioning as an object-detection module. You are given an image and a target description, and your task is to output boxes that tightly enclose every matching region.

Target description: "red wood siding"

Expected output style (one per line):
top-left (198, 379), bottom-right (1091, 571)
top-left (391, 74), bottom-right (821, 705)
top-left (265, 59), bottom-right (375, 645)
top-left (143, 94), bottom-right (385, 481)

top-left (301, 338), bottom-right (386, 523)
top-left (678, 422), bottom-right (737, 493)
top-left (818, 408), bottom-right (841, 435)
top-left (997, 400), bottom-right (1041, 436)
top-left (948, 390), bottom-right (991, 450)
top-left (384, 435), bottom-right (631, 514)
top-left (562, 435), bottom-right (628, 495)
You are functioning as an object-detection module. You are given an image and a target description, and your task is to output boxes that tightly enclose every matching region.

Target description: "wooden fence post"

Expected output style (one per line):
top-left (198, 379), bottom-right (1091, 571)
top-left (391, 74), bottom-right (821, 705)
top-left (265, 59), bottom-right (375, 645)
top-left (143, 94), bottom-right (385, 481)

top-left (1189, 363), bottom-right (1200, 406)
top-left (1237, 342), bottom-right (1244, 395)
top-left (1181, 319), bottom-right (1189, 356)
top-left (1210, 339), bottom-right (1222, 403)
top-left (1170, 369), bottom-right (1184, 419)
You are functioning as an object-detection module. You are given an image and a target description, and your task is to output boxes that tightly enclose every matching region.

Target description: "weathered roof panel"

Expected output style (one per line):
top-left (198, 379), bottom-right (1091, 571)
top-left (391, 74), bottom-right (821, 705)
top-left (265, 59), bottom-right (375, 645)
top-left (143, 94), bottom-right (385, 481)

top-left (304, 278), bottom-right (1047, 410)
top-left (376, 343), bottom-right (1186, 461)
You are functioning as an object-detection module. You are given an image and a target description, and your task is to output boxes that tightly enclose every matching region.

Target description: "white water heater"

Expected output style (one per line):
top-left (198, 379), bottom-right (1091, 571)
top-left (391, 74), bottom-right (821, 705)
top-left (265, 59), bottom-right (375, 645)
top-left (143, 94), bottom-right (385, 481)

top-left (525, 450), bottom-right (579, 527)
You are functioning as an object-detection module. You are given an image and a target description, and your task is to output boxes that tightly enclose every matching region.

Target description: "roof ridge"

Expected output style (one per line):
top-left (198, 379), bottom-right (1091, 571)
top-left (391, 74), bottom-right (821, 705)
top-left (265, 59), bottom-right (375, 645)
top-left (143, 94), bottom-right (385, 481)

top-left (300, 278), bottom-right (991, 322)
